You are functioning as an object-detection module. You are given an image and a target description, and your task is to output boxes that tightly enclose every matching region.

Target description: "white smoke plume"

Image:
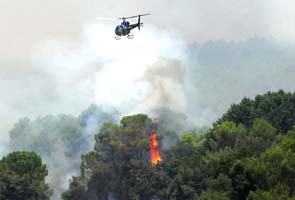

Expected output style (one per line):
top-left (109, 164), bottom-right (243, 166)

top-left (30, 21), bottom-right (189, 118)
top-left (1, 6), bottom-right (295, 198)
top-left (3, 22), bottom-right (189, 199)
top-left (8, 105), bottom-right (120, 199)
top-left (84, 23), bottom-right (188, 115)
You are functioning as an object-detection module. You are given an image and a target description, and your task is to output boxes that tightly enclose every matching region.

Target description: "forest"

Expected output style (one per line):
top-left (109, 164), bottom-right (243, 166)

top-left (1, 90), bottom-right (295, 200)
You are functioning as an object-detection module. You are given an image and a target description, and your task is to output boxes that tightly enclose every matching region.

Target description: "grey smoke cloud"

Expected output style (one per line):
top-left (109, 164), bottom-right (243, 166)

top-left (0, 0), bottom-right (294, 140)
top-left (185, 38), bottom-right (295, 124)
top-left (0, 2), bottom-right (295, 197)
top-left (8, 105), bottom-right (119, 199)
top-left (0, 0), bottom-right (294, 62)
top-left (0, 0), bottom-right (294, 136)
top-left (144, 58), bottom-right (186, 112)
top-left (0, 24), bottom-right (189, 198)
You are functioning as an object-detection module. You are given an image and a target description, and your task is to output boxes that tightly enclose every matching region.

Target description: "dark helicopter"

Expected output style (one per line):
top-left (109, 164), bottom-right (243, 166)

top-left (97, 14), bottom-right (150, 39)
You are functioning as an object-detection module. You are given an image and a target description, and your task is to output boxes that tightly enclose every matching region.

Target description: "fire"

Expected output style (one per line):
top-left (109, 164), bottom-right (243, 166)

top-left (149, 132), bottom-right (162, 166)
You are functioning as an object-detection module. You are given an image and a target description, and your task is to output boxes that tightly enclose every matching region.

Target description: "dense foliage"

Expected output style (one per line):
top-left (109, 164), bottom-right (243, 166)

top-left (217, 90), bottom-right (295, 132)
top-left (8, 104), bottom-right (119, 198)
top-left (0, 151), bottom-right (51, 200)
top-left (62, 91), bottom-right (295, 200)
top-left (2, 91), bottom-right (295, 199)
top-left (62, 114), bottom-right (164, 200)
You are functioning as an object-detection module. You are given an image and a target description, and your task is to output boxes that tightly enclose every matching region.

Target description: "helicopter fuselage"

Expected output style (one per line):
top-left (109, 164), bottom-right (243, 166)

top-left (114, 23), bottom-right (139, 36)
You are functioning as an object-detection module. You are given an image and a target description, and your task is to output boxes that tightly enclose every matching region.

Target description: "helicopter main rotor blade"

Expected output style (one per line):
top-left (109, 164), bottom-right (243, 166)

top-left (139, 13), bottom-right (151, 17)
top-left (95, 17), bottom-right (118, 20)
top-left (119, 13), bottom-right (150, 20)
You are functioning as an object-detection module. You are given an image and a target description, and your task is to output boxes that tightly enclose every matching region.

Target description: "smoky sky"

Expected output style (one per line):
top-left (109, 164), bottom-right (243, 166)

top-left (0, 0), bottom-right (295, 155)
top-left (0, 0), bottom-right (294, 60)
top-left (1, 2), bottom-right (295, 199)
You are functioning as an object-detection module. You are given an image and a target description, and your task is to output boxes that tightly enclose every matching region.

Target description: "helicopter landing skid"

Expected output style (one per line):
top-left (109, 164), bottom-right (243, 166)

top-left (127, 33), bottom-right (134, 39)
top-left (114, 36), bottom-right (121, 40)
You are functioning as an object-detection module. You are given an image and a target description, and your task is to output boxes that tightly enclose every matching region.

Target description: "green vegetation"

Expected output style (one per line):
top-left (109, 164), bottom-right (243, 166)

top-left (61, 91), bottom-right (295, 199)
top-left (8, 104), bottom-right (119, 198)
top-left (62, 114), bottom-right (161, 200)
top-left (217, 90), bottom-right (295, 132)
top-left (2, 90), bottom-right (295, 199)
top-left (0, 151), bottom-right (51, 200)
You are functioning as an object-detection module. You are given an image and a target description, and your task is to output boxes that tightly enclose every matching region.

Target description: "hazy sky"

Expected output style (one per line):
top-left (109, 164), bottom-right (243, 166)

top-left (1, 2), bottom-right (295, 197)
top-left (0, 0), bottom-right (294, 61)
top-left (0, 0), bottom-right (295, 145)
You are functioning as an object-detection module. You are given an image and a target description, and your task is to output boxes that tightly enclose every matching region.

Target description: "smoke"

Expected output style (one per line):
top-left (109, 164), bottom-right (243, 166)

top-left (85, 23), bottom-right (188, 115)
top-left (185, 38), bottom-right (295, 124)
top-left (1, 0), bottom-right (295, 143)
top-left (3, 22), bottom-right (189, 198)
top-left (144, 58), bottom-right (186, 112)
top-left (8, 105), bottom-right (119, 199)
top-left (266, 1), bottom-right (295, 43)
top-left (1, 7), bottom-right (295, 199)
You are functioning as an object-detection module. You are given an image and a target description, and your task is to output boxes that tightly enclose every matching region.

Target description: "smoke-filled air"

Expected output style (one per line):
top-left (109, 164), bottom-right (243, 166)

top-left (1, 0), bottom-right (295, 199)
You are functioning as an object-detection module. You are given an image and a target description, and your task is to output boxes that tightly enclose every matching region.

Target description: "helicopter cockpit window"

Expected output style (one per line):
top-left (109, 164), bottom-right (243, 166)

top-left (122, 20), bottom-right (129, 27)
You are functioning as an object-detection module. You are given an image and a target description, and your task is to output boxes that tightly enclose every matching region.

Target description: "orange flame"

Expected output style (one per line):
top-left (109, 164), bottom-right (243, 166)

top-left (150, 132), bottom-right (162, 166)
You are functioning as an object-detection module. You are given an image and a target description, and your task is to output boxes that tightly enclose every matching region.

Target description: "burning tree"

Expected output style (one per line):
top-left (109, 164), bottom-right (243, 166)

top-left (64, 114), bottom-right (165, 200)
top-left (150, 132), bottom-right (162, 166)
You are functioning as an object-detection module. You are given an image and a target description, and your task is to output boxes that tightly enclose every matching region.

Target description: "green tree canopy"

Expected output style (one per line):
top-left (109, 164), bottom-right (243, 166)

top-left (217, 90), bottom-right (295, 133)
top-left (63, 114), bottom-right (164, 200)
top-left (0, 151), bottom-right (51, 200)
top-left (246, 128), bottom-right (295, 199)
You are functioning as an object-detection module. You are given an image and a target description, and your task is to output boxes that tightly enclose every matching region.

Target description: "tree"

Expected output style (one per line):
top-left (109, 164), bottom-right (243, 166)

top-left (196, 189), bottom-right (230, 200)
top-left (208, 121), bottom-right (247, 151)
top-left (63, 114), bottom-right (162, 200)
top-left (62, 90), bottom-right (295, 200)
top-left (8, 104), bottom-right (118, 198)
top-left (0, 151), bottom-right (51, 200)
top-left (217, 90), bottom-right (295, 133)
top-left (246, 128), bottom-right (295, 199)
top-left (61, 177), bottom-right (86, 200)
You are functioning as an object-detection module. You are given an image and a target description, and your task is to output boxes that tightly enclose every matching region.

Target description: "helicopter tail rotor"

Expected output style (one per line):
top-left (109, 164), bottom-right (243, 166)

top-left (138, 15), bottom-right (141, 30)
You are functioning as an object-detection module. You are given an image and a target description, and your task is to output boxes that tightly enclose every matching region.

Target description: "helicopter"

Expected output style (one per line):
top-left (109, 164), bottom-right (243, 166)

top-left (97, 14), bottom-right (150, 39)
